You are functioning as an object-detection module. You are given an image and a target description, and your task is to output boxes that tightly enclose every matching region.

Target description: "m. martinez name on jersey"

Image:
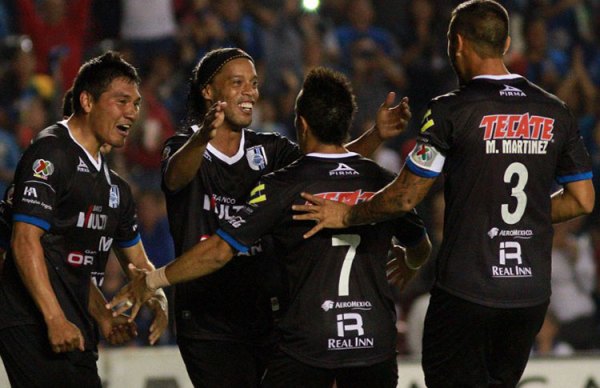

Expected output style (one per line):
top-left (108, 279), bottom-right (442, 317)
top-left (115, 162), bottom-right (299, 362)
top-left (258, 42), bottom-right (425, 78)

top-left (481, 113), bottom-right (554, 155)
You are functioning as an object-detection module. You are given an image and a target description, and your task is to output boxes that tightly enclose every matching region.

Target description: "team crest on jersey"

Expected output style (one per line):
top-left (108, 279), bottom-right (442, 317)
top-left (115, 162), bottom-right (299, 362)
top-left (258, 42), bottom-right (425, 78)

top-left (109, 185), bottom-right (120, 208)
top-left (248, 183), bottom-right (266, 205)
top-left (32, 159), bottom-right (54, 180)
top-left (414, 144), bottom-right (433, 163)
top-left (246, 146), bottom-right (267, 171)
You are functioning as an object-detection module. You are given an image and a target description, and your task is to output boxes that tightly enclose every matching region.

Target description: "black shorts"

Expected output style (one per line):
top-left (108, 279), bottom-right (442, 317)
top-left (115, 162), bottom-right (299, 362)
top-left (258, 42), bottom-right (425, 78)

top-left (177, 336), bottom-right (273, 388)
top-left (261, 348), bottom-right (398, 388)
top-left (422, 287), bottom-right (548, 388)
top-left (0, 324), bottom-right (101, 388)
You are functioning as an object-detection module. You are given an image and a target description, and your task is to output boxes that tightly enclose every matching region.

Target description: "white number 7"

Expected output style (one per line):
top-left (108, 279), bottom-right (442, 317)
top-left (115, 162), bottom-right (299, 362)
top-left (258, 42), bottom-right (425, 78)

top-left (332, 234), bottom-right (361, 296)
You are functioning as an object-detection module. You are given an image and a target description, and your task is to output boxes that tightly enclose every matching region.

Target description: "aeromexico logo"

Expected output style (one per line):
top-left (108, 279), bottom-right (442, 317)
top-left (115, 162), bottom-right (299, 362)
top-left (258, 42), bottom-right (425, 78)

top-left (77, 205), bottom-right (107, 230)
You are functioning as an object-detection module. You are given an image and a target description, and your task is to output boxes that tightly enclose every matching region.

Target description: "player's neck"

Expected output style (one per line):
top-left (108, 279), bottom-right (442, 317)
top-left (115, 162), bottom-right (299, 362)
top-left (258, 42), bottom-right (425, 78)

top-left (210, 126), bottom-right (242, 157)
top-left (468, 58), bottom-right (510, 79)
top-left (66, 116), bottom-right (101, 160)
top-left (305, 143), bottom-right (347, 155)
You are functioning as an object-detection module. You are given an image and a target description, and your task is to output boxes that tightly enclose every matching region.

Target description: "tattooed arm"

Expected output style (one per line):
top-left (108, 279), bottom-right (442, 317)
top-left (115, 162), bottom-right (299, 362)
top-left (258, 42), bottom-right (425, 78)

top-left (294, 169), bottom-right (436, 238)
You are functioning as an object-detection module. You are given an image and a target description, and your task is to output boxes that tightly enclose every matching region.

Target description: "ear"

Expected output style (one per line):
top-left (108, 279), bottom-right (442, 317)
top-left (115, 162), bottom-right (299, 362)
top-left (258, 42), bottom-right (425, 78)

top-left (201, 85), bottom-right (213, 101)
top-left (80, 91), bottom-right (93, 113)
top-left (298, 115), bottom-right (309, 135)
top-left (503, 36), bottom-right (511, 55)
top-left (456, 33), bottom-right (465, 55)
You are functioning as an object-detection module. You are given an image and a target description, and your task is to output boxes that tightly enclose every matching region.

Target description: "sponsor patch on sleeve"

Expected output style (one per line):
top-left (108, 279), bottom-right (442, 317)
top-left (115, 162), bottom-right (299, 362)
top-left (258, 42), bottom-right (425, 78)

top-left (248, 183), bottom-right (266, 205)
top-left (32, 159), bottom-right (54, 180)
top-left (406, 142), bottom-right (445, 178)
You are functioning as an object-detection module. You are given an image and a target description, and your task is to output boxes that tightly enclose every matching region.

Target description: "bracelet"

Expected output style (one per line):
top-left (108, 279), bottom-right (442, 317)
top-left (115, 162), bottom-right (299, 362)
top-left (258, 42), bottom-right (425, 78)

top-left (146, 267), bottom-right (170, 292)
top-left (404, 255), bottom-right (422, 271)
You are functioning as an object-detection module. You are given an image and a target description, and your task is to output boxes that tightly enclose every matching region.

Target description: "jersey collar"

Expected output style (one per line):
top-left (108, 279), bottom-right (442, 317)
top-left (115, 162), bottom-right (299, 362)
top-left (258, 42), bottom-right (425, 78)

top-left (305, 151), bottom-right (359, 158)
top-left (472, 74), bottom-right (523, 81)
top-left (204, 127), bottom-right (247, 165)
top-left (59, 120), bottom-right (103, 172)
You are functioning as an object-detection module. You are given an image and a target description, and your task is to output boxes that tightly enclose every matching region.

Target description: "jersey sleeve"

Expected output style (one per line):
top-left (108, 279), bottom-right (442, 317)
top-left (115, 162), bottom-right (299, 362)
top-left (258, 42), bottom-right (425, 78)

top-left (216, 175), bottom-right (287, 253)
top-left (113, 179), bottom-right (141, 248)
top-left (271, 134), bottom-right (302, 170)
top-left (390, 210), bottom-right (427, 247)
top-left (12, 140), bottom-right (68, 231)
top-left (555, 113), bottom-right (593, 184)
top-left (160, 131), bottom-right (191, 188)
top-left (405, 100), bottom-right (450, 179)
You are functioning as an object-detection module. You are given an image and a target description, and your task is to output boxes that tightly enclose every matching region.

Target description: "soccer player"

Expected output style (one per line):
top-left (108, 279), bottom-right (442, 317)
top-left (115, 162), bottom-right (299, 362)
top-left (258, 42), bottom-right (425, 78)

top-left (0, 51), bottom-right (168, 387)
top-left (293, 1), bottom-right (595, 386)
top-left (111, 66), bottom-right (431, 387)
top-left (160, 47), bottom-right (412, 387)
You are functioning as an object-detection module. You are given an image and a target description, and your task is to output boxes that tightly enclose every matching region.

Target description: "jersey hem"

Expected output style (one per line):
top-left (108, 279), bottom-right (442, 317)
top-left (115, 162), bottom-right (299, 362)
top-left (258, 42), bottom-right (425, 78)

top-left (435, 283), bottom-right (550, 308)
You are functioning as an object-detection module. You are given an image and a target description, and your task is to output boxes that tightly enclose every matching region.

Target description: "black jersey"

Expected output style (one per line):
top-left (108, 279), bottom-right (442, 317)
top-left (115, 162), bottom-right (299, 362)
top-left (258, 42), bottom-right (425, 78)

top-left (0, 184), bottom-right (13, 250)
top-left (405, 75), bottom-right (593, 308)
top-left (0, 122), bottom-right (140, 350)
top-left (161, 127), bottom-right (301, 342)
top-left (217, 153), bottom-right (426, 368)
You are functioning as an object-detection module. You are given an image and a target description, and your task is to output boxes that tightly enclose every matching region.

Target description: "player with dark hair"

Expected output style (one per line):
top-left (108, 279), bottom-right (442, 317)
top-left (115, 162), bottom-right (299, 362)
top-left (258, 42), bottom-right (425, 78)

top-left (0, 51), bottom-right (168, 387)
top-left (293, 1), bottom-right (595, 387)
top-left (160, 47), bottom-right (412, 387)
top-left (111, 66), bottom-right (431, 387)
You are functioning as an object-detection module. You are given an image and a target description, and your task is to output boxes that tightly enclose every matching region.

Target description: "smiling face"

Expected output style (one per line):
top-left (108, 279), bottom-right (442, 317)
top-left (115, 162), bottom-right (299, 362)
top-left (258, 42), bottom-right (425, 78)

top-left (86, 76), bottom-right (141, 148)
top-left (203, 58), bottom-right (258, 131)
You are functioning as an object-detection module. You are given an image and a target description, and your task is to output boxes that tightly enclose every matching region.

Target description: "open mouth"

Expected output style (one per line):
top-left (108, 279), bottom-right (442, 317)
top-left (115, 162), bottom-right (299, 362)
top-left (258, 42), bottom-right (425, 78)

top-left (116, 124), bottom-right (131, 135)
top-left (239, 102), bottom-right (253, 114)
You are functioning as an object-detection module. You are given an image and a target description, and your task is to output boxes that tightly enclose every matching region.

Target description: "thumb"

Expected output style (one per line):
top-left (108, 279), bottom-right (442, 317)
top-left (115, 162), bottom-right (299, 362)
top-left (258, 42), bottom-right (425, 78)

top-left (78, 332), bottom-right (85, 351)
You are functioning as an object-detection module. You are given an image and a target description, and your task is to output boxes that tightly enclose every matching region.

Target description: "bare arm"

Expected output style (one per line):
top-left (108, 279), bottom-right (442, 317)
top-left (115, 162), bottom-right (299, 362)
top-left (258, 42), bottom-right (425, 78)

top-left (293, 168), bottom-right (436, 238)
top-left (113, 241), bottom-right (168, 345)
top-left (12, 222), bottom-right (84, 352)
top-left (108, 235), bottom-right (234, 321)
top-left (345, 93), bottom-right (411, 157)
top-left (551, 179), bottom-right (595, 223)
top-left (163, 101), bottom-right (226, 191)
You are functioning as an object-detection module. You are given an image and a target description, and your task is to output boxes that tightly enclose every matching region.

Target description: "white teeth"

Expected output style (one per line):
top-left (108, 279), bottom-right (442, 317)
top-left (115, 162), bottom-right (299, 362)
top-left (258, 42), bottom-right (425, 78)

top-left (239, 102), bottom-right (253, 109)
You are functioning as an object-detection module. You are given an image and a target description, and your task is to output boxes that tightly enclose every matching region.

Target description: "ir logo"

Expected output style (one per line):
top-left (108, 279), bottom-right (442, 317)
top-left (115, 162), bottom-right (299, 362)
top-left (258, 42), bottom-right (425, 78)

top-left (336, 313), bottom-right (364, 337)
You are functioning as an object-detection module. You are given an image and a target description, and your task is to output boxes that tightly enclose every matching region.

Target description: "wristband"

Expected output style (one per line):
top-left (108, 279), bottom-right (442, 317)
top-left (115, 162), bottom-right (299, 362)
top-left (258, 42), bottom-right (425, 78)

top-left (145, 267), bottom-right (170, 291)
top-left (404, 255), bottom-right (422, 271)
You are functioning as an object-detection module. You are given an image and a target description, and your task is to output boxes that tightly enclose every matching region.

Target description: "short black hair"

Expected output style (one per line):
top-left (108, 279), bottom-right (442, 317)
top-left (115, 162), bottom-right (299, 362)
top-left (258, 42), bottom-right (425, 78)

top-left (296, 67), bottom-right (356, 145)
top-left (71, 51), bottom-right (140, 115)
top-left (184, 48), bottom-right (253, 127)
top-left (61, 88), bottom-right (73, 117)
top-left (449, 0), bottom-right (509, 58)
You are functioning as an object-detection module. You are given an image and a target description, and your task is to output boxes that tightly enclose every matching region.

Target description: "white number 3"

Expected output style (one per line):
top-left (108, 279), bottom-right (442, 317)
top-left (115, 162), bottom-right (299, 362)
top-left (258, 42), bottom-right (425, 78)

top-left (501, 162), bottom-right (528, 225)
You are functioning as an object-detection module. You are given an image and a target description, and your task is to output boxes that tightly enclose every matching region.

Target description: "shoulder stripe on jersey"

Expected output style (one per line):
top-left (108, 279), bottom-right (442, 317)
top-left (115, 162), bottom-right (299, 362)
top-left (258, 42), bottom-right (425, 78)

top-left (216, 229), bottom-right (249, 254)
top-left (13, 214), bottom-right (51, 231)
top-left (556, 171), bottom-right (593, 184)
top-left (116, 233), bottom-right (141, 248)
top-left (405, 158), bottom-right (440, 178)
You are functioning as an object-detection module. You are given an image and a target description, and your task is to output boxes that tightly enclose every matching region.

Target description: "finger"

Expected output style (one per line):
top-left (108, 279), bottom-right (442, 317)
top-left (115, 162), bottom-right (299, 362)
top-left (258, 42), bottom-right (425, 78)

top-left (382, 91), bottom-right (397, 108)
top-left (303, 223), bottom-right (324, 239)
top-left (129, 302), bottom-right (143, 322)
top-left (109, 297), bottom-right (133, 317)
top-left (300, 192), bottom-right (324, 205)
top-left (77, 332), bottom-right (85, 351)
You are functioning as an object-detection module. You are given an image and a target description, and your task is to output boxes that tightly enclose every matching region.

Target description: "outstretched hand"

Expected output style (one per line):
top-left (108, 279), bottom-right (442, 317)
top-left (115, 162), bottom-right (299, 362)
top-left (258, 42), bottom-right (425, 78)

top-left (199, 101), bottom-right (227, 143)
top-left (375, 93), bottom-right (411, 140)
top-left (106, 264), bottom-right (154, 321)
top-left (292, 193), bottom-right (351, 238)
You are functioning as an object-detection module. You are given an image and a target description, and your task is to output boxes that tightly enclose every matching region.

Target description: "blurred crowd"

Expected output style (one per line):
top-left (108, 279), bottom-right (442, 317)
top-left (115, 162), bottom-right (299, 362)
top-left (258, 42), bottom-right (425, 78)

top-left (0, 0), bottom-right (599, 354)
